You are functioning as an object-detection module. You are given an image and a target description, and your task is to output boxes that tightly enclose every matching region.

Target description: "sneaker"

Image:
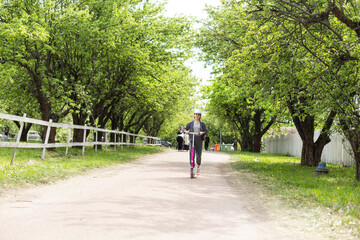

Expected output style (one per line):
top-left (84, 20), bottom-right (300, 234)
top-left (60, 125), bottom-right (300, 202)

top-left (196, 166), bottom-right (200, 175)
top-left (190, 168), bottom-right (194, 177)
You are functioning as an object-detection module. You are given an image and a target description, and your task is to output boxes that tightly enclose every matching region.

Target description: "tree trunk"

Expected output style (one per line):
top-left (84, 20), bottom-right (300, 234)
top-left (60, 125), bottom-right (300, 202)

top-left (252, 110), bottom-right (262, 153)
top-left (14, 121), bottom-right (32, 142)
top-left (313, 132), bottom-right (331, 165)
top-left (340, 119), bottom-right (360, 180)
top-left (33, 78), bottom-right (58, 148)
top-left (287, 98), bottom-right (335, 166)
top-left (253, 134), bottom-right (262, 153)
top-left (233, 108), bottom-right (275, 153)
top-left (50, 114), bottom-right (59, 150)
top-left (301, 141), bottom-right (316, 166)
top-left (21, 123), bottom-right (32, 141)
top-left (72, 112), bottom-right (87, 148)
top-left (73, 128), bottom-right (84, 143)
top-left (239, 137), bottom-right (252, 152)
top-left (41, 112), bottom-right (59, 151)
top-left (351, 144), bottom-right (360, 180)
top-left (234, 116), bottom-right (253, 152)
top-left (299, 128), bottom-right (329, 166)
top-left (344, 131), bottom-right (360, 180)
top-left (129, 132), bottom-right (135, 146)
top-left (20, 131), bottom-right (28, 142)
top-left (94, 117), bottom-right (108, 150)
top-left (110, 117), bottom-right (120, 147)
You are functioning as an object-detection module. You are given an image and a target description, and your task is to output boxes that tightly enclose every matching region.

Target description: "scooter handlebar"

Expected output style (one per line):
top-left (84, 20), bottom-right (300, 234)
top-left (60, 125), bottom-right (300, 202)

top-left (185, 132), bottom-right (200, 135)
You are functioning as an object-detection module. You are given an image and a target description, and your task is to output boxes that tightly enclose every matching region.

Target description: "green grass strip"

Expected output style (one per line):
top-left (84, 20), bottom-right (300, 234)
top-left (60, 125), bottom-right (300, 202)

top-left (229, 151), bottom-right (360, 221)
top-left (0, 146), bottom-right (162, 189)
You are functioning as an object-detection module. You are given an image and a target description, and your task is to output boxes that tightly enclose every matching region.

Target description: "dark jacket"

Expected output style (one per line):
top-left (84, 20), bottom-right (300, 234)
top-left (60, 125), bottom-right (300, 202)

top-left (185, 120), bottom-right (208, 141)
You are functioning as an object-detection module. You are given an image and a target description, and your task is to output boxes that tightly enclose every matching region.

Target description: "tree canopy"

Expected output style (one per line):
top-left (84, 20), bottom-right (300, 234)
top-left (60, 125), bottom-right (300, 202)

top-left (0, 0), bottom-right (197, 145)
top-left (197, 0), bottom-right (360, 179)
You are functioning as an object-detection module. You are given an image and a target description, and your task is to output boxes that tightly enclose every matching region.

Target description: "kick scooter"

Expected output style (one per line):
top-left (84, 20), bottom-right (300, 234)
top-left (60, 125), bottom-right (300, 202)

top-left (187, 132), bottom-right (198, 179)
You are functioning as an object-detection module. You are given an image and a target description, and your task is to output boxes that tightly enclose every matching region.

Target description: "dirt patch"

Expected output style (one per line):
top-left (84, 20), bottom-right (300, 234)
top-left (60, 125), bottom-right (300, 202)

top-left (221, 157), bottom-right (360, 240)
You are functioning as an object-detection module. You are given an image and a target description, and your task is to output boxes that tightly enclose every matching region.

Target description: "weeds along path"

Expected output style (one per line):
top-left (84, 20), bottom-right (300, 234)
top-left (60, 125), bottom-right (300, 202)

top-left (0, 149), bottom-right (321, 240)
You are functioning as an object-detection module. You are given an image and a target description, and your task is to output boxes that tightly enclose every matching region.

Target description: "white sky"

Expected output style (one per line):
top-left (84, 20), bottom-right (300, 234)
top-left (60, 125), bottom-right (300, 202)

top-left (163, 0), bottom-right (221, 19)
top-left (163, 0), bottom-right (221, 83)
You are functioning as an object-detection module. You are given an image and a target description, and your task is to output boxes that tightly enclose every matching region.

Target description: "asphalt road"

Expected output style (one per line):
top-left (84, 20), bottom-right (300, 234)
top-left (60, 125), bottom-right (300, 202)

top-left (0, 149), bottom-right (300, 240)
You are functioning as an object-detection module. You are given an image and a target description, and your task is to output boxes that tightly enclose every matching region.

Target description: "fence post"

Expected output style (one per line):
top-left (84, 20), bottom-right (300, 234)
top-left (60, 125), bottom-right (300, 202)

top-left (105, 132), bottom-right (108, 152)
top-left (121, 133), bottom-right (124, 150)
top-left (65, 125), bottom-right (72, 156)
top-left (95, 130), bottom-right (98, 152)
top-left (42, 119), bottom-right (53, 160)
top-left (11, 113), bottom-right (26, 165)
top-left (114, 133), bottom-right (117, 151)
top-left (82, 125), bottom-right (86, 156)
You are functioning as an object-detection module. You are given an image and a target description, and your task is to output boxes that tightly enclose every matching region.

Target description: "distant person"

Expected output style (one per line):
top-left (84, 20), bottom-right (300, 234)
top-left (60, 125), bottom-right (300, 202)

top-left (184, 109), bottom-right (208, 175)
top-left (183, 132), bottom-right (189, 151)
top-left (176, 126), bottom-right (184, 151)
top-left (204, 134), bottom-right (210, 150)
top-left (233, 140), bottom-right (237, 151)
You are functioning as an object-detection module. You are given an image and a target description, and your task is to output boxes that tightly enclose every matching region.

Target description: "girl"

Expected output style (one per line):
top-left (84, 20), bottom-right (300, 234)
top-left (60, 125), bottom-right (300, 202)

top-left (184, 109), bottom-right (208, 175)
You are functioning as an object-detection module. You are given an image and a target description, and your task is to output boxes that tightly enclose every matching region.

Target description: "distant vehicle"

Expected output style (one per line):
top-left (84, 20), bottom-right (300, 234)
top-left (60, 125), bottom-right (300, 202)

top-left (0, 134), bottom-right (9, 141)
top-left (27, 131), bottom-right (42, 142)
top-left (209, 146), bottom-right (215, 151)
top-left (160, 140), bottom-right (172, 148)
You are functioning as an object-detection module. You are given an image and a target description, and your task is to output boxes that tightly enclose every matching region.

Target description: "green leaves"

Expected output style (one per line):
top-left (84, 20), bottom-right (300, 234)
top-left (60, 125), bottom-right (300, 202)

top-left (0, 0), bottom-right (197, 144)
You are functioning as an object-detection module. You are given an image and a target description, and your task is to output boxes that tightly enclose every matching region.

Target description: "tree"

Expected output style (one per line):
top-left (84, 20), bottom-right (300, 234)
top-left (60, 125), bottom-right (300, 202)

top-left (197, 3), bottom-right (277, 152)
top-left (87, 2), bottom-right (196, 143)
top-left (0, 0), bottom-right (76, 144)
top-left (202, 74), bottom-right (276, 152)
top-left (198, 1), bottom-right (341, 165)
top-left (0, 63), bottom-right (41, 140)
top-left (245, 0), bottom-right (360, 177)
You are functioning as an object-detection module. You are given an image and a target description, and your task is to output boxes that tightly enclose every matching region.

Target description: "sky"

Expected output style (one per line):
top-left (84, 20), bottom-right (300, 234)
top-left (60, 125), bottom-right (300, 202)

top-left (163, 0), bottom-right (221, 19)
top-left (163, 0), bottom-right (221, 83)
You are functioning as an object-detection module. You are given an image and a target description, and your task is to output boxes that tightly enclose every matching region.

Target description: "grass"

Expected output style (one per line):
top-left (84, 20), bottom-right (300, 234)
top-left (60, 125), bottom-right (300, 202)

top-left (0, 146), bottom-right (162, 189)
top-left (229, 151), bottom-right (360, 223)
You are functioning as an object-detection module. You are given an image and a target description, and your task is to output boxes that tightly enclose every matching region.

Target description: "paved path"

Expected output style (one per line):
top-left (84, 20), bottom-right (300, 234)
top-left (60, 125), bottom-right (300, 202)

top-left (0, 150), bottom-right (299, 240)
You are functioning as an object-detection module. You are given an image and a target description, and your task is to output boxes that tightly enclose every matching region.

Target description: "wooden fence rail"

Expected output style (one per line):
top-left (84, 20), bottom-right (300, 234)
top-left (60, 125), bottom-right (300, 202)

top-left (0, 113), bottom-right (161, 164)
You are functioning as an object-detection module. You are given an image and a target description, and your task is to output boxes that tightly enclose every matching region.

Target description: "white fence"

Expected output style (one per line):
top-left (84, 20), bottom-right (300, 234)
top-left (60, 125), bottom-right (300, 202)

top-left (262, 129), bottom-right (354, 166)
top-left (0, 113), bottom-right (161, 164)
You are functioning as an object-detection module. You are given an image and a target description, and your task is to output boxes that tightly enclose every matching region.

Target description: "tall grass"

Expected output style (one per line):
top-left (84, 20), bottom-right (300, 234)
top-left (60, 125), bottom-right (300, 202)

top-left (0, 146), bottom-right (161, 189)
top-left (229, 151), bottom-right (360, 221)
